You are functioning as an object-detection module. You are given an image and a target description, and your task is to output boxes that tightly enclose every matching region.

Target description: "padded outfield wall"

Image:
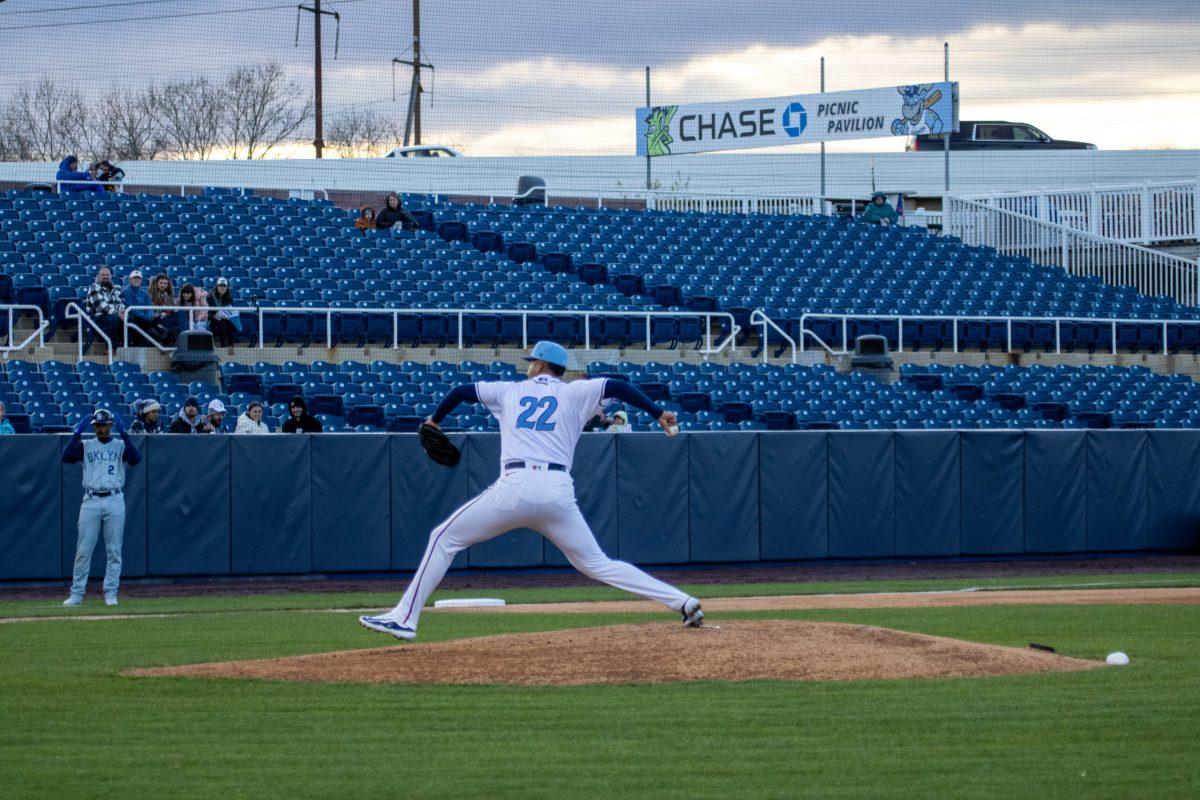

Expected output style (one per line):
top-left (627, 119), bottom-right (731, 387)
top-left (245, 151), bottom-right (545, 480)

top-left (1, 431), bottom-right (1197, 582)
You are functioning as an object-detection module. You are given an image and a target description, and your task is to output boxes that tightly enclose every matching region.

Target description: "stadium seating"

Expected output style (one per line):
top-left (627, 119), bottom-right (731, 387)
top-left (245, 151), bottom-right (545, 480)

top-left (4, 357), bottom-right (1199, 434)
top-left (3, 188), bottom-right (1197, 357)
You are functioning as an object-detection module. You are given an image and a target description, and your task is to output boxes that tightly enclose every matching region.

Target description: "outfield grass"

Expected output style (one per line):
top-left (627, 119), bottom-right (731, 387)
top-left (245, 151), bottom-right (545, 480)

top-left (1, 569), bottom-right (1197, 619)
top-left (1, 590), bottom-right (1198, 799)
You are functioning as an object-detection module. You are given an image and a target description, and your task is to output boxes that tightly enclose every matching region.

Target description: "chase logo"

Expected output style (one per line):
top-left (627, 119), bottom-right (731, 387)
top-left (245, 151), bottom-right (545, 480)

top-left (782, 102), bottom-right (807, 137)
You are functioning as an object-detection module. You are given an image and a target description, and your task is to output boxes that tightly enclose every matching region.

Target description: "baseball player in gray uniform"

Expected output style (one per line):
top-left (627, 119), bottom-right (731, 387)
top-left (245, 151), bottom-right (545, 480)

top-left (61, 409), bottom-right (142, 606)
top-left (361, 340), bottom-right (703, 640)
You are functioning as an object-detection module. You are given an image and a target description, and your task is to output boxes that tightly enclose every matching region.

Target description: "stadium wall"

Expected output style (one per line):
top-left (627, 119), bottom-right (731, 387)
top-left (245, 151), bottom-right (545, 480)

top-left (1, 431), bottom-right (1197, 582)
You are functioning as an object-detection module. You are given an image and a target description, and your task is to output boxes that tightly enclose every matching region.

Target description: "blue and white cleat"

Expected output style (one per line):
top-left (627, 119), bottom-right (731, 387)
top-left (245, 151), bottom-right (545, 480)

top-left (359, 615), bottom-right (417, 641)
top-left (62, 595), bottom-right (82, 607)
top-left (681, 597), bottom-right (704, 628)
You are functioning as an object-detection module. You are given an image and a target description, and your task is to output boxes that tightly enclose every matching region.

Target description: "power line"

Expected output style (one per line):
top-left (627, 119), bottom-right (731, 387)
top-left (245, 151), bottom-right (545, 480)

top-left (0, 0), bottom-right (188, 16)
top-left (0, 0), bottom-right (367, 32)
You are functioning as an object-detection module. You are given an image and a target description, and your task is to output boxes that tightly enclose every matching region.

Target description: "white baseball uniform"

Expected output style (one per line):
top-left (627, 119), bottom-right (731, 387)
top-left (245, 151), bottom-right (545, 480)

top-left (386, 374), bottom-right (690, 631)
top-left (69, 436), bottom-right (129, 598)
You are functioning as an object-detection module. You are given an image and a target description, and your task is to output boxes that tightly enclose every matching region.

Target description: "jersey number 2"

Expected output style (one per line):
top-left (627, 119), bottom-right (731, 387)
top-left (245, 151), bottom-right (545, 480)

top-left (515, 396), bottom-right (558, 431)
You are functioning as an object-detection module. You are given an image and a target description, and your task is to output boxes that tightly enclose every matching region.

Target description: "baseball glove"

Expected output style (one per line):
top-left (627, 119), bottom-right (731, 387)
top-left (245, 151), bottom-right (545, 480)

top-left (419, 422), bottom-right (461, 468)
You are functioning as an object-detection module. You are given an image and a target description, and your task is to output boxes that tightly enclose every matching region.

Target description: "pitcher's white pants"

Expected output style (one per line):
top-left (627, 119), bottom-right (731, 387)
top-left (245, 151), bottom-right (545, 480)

top-left (391, 467), bottom-right (689, 630)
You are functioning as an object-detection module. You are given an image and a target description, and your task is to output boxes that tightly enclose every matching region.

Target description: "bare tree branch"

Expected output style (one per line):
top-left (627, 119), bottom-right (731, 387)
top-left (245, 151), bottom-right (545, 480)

top-left (145, 77), bottom-right (224, 160)
top-left (85, 87), bottom-right (167, 162)
top-left (0, 78), bottom-right (89, 161)
top-left (223, 63), bottom-right (312, 160)
top-left (325, 107), bottom-right (405, 157)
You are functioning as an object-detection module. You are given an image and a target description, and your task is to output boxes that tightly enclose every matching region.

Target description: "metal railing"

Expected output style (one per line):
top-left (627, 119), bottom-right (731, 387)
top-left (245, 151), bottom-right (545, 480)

top-left (54, 179), bottom-right (125, 193)
top-left (0, 304), bottom-right (50, 357)
top-left (944, 196), bottom-right (1200, 306)
top-left (176, 185), bottom-right (330, 201)
top-left (794, 311), bottom-right (1200, 357)
top-left (966, 180), bottom-right (1200, 244)
top-left (749, 309), bottom-right (804, 362)
top-left (63, 302), bottom-right (115, 365)
top-left (125, 305), bottom-right (741, 355)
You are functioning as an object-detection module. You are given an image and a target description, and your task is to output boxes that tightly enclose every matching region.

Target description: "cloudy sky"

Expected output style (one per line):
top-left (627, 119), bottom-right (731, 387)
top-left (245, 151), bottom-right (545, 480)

top-left (1, 0), bottom-right (1198, 156)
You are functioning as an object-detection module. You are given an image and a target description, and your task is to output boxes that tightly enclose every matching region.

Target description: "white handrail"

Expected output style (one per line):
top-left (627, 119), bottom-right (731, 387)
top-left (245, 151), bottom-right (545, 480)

top-left (794, 311), bottom-right (1200, 356)
top-left (0, 304), bottom-right (49, 357)
top-left (176, 185), bottom-right (330, 201)
top-left (64, 302), bottom-right (114, 365)
top-left (125, 304), bottom-right (740, 354)
top-left (54, 179), bottom-right (125, 193)
top-left (965, 179), bottom-right (1199, 244)
top-left (944, 196), bottom-right (1200, 306)
top-left (749, 309), bottom-right (801, 363)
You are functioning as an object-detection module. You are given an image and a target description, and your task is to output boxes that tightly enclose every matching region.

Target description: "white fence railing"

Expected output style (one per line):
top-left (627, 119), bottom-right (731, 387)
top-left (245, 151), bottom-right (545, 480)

top-left (792, 311), bottom-right (1200, 358)
top-left (123, 305), bottom-right (741, 357)
top-left (46, 179), bottom-right (330, 201)
top-left (0, 304), bottom-right (49, 357)
top-left (63, 302), bottom-right (115, 364)
top-left (944, 196), bottom-right (1200, 306)
top-left (966, 180), bottom-right (1200, 244)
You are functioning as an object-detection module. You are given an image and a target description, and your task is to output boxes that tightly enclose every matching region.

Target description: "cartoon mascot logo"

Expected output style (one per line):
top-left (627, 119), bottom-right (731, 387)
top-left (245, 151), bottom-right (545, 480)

top-left (891, 84), bottom-right (945, 136)
top-left (643, 105), bottom-right (678, 156)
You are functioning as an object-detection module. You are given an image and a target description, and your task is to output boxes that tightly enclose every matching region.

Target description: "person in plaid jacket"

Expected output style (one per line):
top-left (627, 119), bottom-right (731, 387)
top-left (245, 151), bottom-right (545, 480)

top-left (83, 267), bottom-right (126, 353)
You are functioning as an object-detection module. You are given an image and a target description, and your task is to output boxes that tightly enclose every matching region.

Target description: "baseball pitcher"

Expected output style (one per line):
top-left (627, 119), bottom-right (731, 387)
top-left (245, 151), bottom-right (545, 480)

top-left (61, 409), bottom-right (142, 606)
top-left (361, 341), bottom-right (703, 640)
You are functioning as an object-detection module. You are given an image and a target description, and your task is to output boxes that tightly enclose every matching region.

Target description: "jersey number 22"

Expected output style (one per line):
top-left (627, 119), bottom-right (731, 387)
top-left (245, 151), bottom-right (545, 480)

top-left (515, 396), bottom-right (557, 431)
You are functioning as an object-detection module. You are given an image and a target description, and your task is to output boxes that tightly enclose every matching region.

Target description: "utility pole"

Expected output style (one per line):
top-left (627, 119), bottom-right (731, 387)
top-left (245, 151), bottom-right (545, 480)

top-left (394, 0), bottom-right (433, 146)
top-left (298, 1), bottom-right (340, 158)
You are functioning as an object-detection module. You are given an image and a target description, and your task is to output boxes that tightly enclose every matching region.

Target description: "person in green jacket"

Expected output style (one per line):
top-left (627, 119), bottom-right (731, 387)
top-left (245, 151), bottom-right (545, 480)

top-left (861, 191), bottom-right (899, 226)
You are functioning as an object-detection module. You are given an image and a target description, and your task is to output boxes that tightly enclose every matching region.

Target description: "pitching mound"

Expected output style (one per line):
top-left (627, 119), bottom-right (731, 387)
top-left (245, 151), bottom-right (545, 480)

top-left (129, 620), bottom-right (1100, 685)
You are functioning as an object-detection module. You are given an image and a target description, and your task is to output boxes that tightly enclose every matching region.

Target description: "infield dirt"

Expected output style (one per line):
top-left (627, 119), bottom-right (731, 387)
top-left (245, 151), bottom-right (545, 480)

top-left (129, 620), bottom-right (1101, 686)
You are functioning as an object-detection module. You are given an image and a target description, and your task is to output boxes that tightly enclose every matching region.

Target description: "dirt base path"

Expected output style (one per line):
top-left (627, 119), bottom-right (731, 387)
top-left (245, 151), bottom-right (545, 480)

top-left (429, 586), bottom-right (1200, 616)
top-left (130, 620), bottom-right (1101, 686)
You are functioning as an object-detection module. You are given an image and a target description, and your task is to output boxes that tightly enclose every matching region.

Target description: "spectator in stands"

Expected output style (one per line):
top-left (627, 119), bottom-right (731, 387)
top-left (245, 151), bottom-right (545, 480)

top-left (177, 283), bottom-right (209, 333)
top-left (354, 207), bottom-right (377, 232)
top-left (281, 395), bottom-right (322, 433)
top-left (91, 160), bottom-right (125, 192)
top-left (83, 267), bottom-right (126, 351)
top-left (860, 192), bottom-right (899, 226)
top-left (207, 278), bottom-right (240, 347)
top-left (376, 192), bottom-right (418, 232)
top-left (607, 410), bottom-right (632, 432)
top-left (148, 273), bottom-right (180, 339)
top-left (55, 155), bottom-right (102, 194)
top-left (206, 400), bottom-right (229, 433)
top-left (121, 270), bottom-right (172, 346)
top-left (235, 401), bottom-right (271, 435)
top-left (0, 401), bottom-right (14, 435)
top-left (128, 399), bottom-right (163, 434)
top-left (168, 396), bottom-right (215, 434)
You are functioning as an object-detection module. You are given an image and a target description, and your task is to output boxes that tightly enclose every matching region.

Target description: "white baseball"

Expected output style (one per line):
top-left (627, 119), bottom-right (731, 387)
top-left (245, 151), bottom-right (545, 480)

top-left (1106, 651), bottom-right (1130, 666)
top-left (666, 424), bottom-right (680, 437)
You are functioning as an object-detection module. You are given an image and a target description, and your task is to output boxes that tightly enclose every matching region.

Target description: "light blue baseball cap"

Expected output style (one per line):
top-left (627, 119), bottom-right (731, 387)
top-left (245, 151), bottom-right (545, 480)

top-left (521, 340), bottom-right (570, 370)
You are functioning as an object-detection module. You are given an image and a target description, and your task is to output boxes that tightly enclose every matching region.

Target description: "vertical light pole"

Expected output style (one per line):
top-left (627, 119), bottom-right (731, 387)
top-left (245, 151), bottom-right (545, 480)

top-left (819, 57), bottom-right (826, 201)
top-left (299, 1), bottom-right (340, 158)
top-left (943, 42), bottom-right (951, 192)
top-left (645, 66), bottom-right (652, 193)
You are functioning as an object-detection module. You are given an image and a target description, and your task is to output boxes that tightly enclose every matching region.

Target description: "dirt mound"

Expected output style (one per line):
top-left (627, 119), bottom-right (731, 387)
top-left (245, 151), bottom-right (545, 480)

top-left (129, 621), bottom-right (1100, 686)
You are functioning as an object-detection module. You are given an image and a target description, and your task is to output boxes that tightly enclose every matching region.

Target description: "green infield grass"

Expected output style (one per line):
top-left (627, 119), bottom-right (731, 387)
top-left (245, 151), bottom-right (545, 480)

top-left (1, 588), bottom-right (1198, 799)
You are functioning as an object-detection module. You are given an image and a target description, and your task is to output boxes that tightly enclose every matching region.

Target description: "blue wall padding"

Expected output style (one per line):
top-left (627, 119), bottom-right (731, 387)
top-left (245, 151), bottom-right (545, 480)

top-left (894, 431), bottom-right (960, 556)
top-left (310, 434), bottom-right (390, 571)
top-left (390, 433), bottom-right (470, 571)
top-left (689, 433), bottom-right (760, 562)
top-left (146, 435), bottom-right (230, 575)
top-left (828, 432), bottom-right (895, 557)
top-left (1086, 431), bottom-right (1148, 551)
top-left (4, 430), bottom-right (1199, 584)
top-left (61, 434), bottom-right (149, 580)
top-left (463, 435), bottom-right (543, 568)
top-left (1146, 431), bottom-right (1200, 550)
top-left (1024, 431), bottom-right (1086, 553)
top-left (0, 436), bottom-right (62, 579)
top-left (616, 433), bottom-right (690, 563)
top-left (758, 432), bottom-right (829, 559)
top-left (230, 436), bottom-right (311, 574)
top-left (959, 431), bottom-right (1024, 554)
top-left (546, 434), bottom-right (619, 567)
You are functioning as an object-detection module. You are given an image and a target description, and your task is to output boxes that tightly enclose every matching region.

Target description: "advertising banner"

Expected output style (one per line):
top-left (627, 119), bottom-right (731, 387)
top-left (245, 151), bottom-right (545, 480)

top-left (636, 82), bottom-right (957, 156)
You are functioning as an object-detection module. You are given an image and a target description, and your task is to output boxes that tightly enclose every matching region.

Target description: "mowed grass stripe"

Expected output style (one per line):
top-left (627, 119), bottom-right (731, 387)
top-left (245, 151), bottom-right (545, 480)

top-left (2, 602), bottom-right (1198, 798)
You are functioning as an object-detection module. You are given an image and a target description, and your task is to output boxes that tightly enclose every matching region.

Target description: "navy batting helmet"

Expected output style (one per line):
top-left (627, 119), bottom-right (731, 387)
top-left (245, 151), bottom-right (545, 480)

top-left (92, 408), bottom-right (115, 426)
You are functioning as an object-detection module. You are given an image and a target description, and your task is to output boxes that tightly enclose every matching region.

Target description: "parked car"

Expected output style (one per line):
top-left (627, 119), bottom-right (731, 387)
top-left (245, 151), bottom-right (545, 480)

top-left (384, 145), bottom-right (462, 158)
top-left (907, 121), bottom-right (1096, 151)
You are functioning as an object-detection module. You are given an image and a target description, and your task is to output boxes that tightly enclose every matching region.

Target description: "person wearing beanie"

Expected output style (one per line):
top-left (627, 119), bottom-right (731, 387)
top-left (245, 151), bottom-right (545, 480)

top-left (168, 397), bottom-right (214, 434)
top-left (128, 399), bottom-right (164, 434)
